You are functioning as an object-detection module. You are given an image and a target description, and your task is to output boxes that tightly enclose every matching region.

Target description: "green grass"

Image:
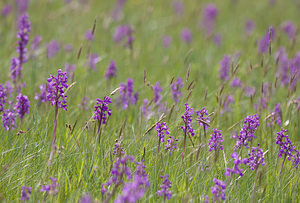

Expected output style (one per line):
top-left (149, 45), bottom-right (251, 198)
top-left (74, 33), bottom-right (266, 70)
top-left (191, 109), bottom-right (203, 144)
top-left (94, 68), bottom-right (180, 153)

top-left (0, 0), bottom-right (299, 202)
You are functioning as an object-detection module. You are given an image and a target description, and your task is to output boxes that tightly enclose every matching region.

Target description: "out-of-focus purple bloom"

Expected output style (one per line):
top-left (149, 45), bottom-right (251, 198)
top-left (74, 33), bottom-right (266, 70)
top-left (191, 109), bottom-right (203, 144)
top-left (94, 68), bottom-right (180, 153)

top-left (213, 34), bottom-right (222, 46)
top-left (65, 63), bottom-right (76, 78)
top-left (0, 84), bottom-right (7, 113)
top-left (112, 0), bottom-right (127, 21)
top-left (219, 55), bottom-right (231, 81)
top-left (113, 139), bottom-right (125, 157)
top-left (153, 82), bottom-right (162, 106)
top-left (231, 78), bottom-right (242, 88)
top-left (88, 53), bottom-right (100, 71)
top-left (2, 109), bottom-right (16, 131)
top-left (47, 40), bottom-right (60, 59)
top-left (275, 47), bottom-right (290, 86)
top-left (276, 128), bottom-right (295, 161)
top-left (1, 4), bottom-right (12, 17)
top-left (141, 99), bottom-right (152, 119)
top-left (155, 122), bottom-right (169, 143)
top-left (258, 26), bottom-right (275, 54)
top-left (40, 177), bottom-right (59, 195)
top-left (233, 114), bottom-right (260, 151)
top-left (80, 194), bottom-right (91, 203)
top-left (105, 60), bottom-right (117, 79)
top-left (290, 52), bottom-right (300, 90)
top-left (162, 35), bottom-right (172, 48)
top-left (16, 0), bottom-right (30, 14)
top-left (181, 103), bottom-right (195, 136)
top-left (225, 152), bottom-right (244, 177)
top-left (245, 20), bottom-right (255, 35)
top-left (221, 94), bottom-right (234, 114)
top-left (64, 44), bottom-right (73, 52)
top-left (46, 69), bottom-right (69, 110)
top-left (292, 150), bottom-right (300, 169)
top-left (21, 186), bottom-right (32, 201)
top-left (119, 78), bottom-right (139, 110)
top-left (157, 174), bottom-right (172, 200)
top-left (172, 1), bottom-right (184, 16)
top-left (200, 4), bottom-right (218, 36)
top-left (31, 35), bottom-right (42, 51)
top-left (282, 21), bottom-right (295, 39)
top-left (35, 84), bottom-right (47, 103)
top-left (85, 29), bottom-right (94, 41)
top-left (165, 135), bottom-right (178, 154)
top-left (170, 77), bottom-right (183, 103)
top-left (208, 129), bottom-right (223, 152)
top-left (243, 144), bottom-right (265, 170)
top-left (196, 107), bottom-right (210, 130)
top-left (10, 58), bottom-right (20, 84)
top-left (5, 82), bottom-right (13, 97)
top-left (78, 96), bottom-right (89, 110)
top-left (274, 103), bottom-right (282, 126)
top-left (211, 178), bottom-right (226, 202)
top-left (244, 86), bottom-right (256, 97)
top-left (113, 25), bottom-right (135, 49)
top-left (93, 96), bottom-right (112, 126)
top-left (14, 93), bottom-right (30, 120)
top-left (180, 28), bottom-right (192, 44)
top-left (115, 161), bottom-right (149, 203)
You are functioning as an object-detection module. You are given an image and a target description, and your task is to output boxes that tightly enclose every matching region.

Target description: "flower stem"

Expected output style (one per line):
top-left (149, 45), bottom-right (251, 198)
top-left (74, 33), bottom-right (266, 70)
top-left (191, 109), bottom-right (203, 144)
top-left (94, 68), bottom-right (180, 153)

top-left (48, 104), bottom-right (58, 168)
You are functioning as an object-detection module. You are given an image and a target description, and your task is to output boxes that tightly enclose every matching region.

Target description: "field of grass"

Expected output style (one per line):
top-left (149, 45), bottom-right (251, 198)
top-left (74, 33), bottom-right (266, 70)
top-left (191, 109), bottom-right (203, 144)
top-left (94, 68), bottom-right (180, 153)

top-left (0, 0), bottom-right (299, 202)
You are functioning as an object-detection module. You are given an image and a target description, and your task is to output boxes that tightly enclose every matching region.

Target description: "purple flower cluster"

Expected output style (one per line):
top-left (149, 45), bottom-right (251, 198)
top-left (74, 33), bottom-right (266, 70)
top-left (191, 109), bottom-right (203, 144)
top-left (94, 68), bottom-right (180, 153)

top-left (141, 99), bottom-right (152, 119)
top-left (119, 78), bottom-right (139, 110)
top-left (21, 186), bottom-right (32, 200)
top-left (65, 63), bottom-right (76, 78)
top-left (225, 152), bottom-right (244, 177)
top-left (14, 93), bottom-right (30, 120)
top-left (112, 0), bottom-right (127, 20)
top-left (221, 94), bottom-right (235, 114)
top-left (231, 78), bottom-right (242, 88)
top-left (78, 96), bottom-right (89, 110)
top-left (1, 4), bottom-right (12, 17)
top-left (88, 53), bottom-right (100, 71)
top-left (157, 174), bottom-right (172, 200)
top-left (245, 20), bottom-right (255, 35)
top-left (211, 178), bottom-right (226, 202)
top-left (181, 28), bottom-right (193, 44)
top-left (181, 103), bottom-right (195, 136)
top-left (115, 161), bottom-right (149, 203)
top-left (47, 40), bottom-right (60, 59)
top-left (105, 60), bottom-right (117, 79)
top-left (243, 144), bottom-right (265, 170)
top-left (35, 84), bottom-right (47, 103)
top-left (196, 107), bottom-right (210, 130)
top-left (292, 150), bottom-right (300, 169)
top-left (201, 4), bottom-right (218, 36)
top-left (273, 103), bottom-right (282, 126)
top-left (155, 122), bottom-right (169, 142)
top-left (258, 26), bottom-right (275, 54)
top-left (40, 177), bottom-right (59, 195)
top-left (219, 55), bottom-right (231, 81)
top-left (153, 82), bottom-right (162, 106)
top-left (208, 129), bottom-right (223, 152)
top-left (114, 25), bottom-right (135, 48)
top-left (93, 96), bottom-right (112, 126)
top-left (234, 114), bottom-right (260, 151)
top-left (85, 29), bottom-right (94, 41)
top-left (46, 69), bottom-right (69, 110)
top-left (276, 128), bottom-right (295, 161)
top-left (165, 135), bottom-right (178, 154)
top-left (162, 35), bottom-right (172, 48)
top-left (0, 84), bottom-right (7, 113)
top-left (16, 0), bottom-right (30, 14)
top-left (282, 21), bottom-right (295, 39)
top-left (2, 108), bottom-right (16, 131)
top-left (113, 139), bottom-right (125, 157)
top-left (170, 77), bottom-right (183, 103)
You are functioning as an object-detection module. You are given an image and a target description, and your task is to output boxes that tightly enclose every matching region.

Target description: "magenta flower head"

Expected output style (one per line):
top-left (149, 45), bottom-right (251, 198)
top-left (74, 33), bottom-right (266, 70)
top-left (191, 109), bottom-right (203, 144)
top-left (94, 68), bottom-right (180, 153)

top-left (245, 20), bottom-right (255, 35)
top-left (85, 29), bottom-right (94, 41)
top-left (47, 40), bottom-right (60, 59)
top-left (16, 0), bottom-right (30, 14)
top-left (105, 60), bottom-right (117, 79)
top-left (113, 25), bottom-right (135, 48)
top-left (46, 69), bottom-right (68, 110)
top-left (157, 174), bottom-right (172, 200)
top-left (162, 35), bottom-right (172, 48)
top-left (243, 144), bottom-right (265, 171)
top-left (258, 26), bottom-right (275, 54)
top-left (181, 103), bottom-right (195, 136)
top-left (244, 86), bottom-right (256, 97)
top-left (141, 99), bottom-right (152, 119)
top-left (80, 194), bottom-right (92, 203)
top-left (200, 4), bottom-right (218, 36)
top-left (170, 77), bottom-right (184, 103)
top-left (0, 84), bottom-right (7, 113)
top-left (31, 35), bottom-right (42, 52)
top-left (2, 109), bottom-right (16, 131)
top-left (208, 129), bottom-right (223, 152)
top-left (153, 82), bottom-right (162, 106)
top-left (211, 178), bottom-right (226, 202)
top-left (292, 150), bottom-right (300, 169)
top-left (155, 122), bottom-right (169, 143)
top-left (234, 114), bottom-right (260, 151)
top-left (196, 107), bottom-right (210, 130)
top-left (93, 96), bottom-right (112, 126)
top-left (15, 93), bottom-right (30, 120)
top-left (88, 53), bottom-right (100, 71)
top-left (180, 28), bottom-right (192, 44)
top-left (231, 78), bottom-right (242, 88)
top-left (10, 58), bottom-right (20, 84)
top-left (165, 135), bottom-right (178, 154)
top-left (282, 21), bottom-right (295, 39)
top-left (119, 78), bottom-right (139, 110)
top-left (225, 152), bottom-right (244, 177)
top-left (35, 84), bottom-right (47, 103)
top-left (111, 0), bottom-right (127, 20)
top-left (79, 96), bottom-right (89, 110)
top-left (40, 177), bottom-right (59, 196)
top-left (219, 55), bottom-right (231, 81)
top-left (276, 128), bottom-right (295, 161)
top-left (2, 4), bottom-right (12, 17)
top-left (21, 186), bottom-right (32, 200)
top-left (17, 14), bottom-right (31, 65)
